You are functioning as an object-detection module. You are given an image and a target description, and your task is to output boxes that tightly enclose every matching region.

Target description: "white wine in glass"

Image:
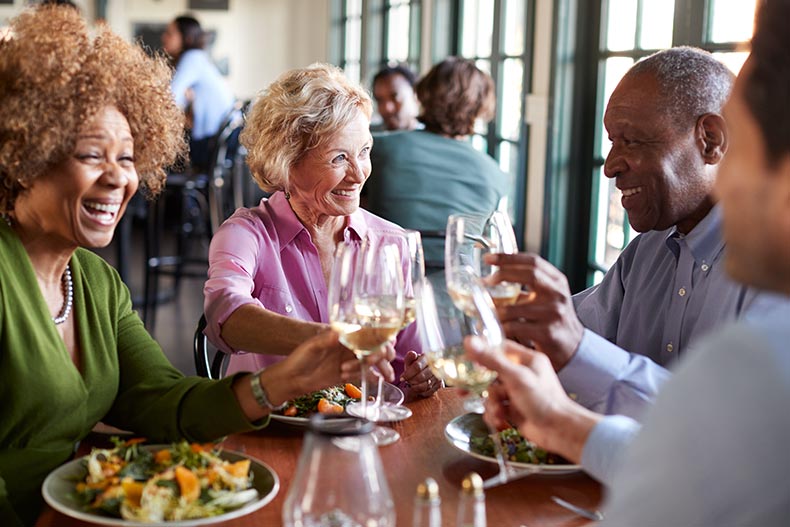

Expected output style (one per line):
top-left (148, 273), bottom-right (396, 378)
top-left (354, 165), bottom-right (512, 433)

top-left (329, 236), bottom-right (405, 445)
top-left (445, 211), bottom-right (522, 311)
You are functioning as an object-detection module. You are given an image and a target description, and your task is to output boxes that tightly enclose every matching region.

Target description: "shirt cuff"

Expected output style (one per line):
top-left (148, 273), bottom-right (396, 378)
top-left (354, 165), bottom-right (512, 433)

top-left (558, 329), bottom-right (632, 411)
top-left (581, 415), bottom-right (641, 484)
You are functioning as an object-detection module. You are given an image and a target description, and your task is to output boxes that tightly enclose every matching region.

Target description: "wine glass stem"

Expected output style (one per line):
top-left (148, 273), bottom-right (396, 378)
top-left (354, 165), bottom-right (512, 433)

top-left (488, 423), bottom-right (511, 482)
top-left (359, 358), bottom-right (369, 419)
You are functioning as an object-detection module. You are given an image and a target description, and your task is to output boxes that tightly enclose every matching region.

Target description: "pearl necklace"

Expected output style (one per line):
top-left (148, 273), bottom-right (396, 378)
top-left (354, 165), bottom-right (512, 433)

top-left (2, 214), bottom-right (74, 325)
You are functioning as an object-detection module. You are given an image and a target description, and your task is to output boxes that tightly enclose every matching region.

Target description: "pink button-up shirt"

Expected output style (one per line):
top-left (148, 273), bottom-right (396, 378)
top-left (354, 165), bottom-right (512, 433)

top-left (203, 191), bottom-right (421, 379)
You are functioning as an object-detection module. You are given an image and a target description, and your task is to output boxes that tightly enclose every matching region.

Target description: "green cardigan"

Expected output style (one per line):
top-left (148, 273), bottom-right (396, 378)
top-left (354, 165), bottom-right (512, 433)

top-left (0, 222), bottom-right (267, 526)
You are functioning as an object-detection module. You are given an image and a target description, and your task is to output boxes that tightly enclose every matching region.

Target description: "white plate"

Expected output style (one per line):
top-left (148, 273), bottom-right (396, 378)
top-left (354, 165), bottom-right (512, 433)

top-left (42, 447), bottom-right (279, 526)
top-left (270, 382), bottom-right (405, 426)
top-left (444, 413), bottom-right (581, 474)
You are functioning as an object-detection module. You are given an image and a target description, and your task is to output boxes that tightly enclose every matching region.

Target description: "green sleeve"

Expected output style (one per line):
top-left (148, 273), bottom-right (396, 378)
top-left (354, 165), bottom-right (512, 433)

top-left (0, 477), bottom-right (25, 527)
top-left (99, 263), bottom-right (269, 441)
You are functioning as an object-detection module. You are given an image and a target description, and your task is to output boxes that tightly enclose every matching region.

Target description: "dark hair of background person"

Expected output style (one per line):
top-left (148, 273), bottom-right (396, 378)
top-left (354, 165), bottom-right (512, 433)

top-left (174, 15), bottom-right (205, 52)
top-left (38, 0), bottom-right (78, 8)
top-left (0, 5), bottom-right (186, 212)
top-left (372, 63), bottom-right (417, 89)
top-left (415, 56), bottom-right (496, 137)
top-left (745, 0), bottom-right (790, 166)
top-left (628, 46), bottom-right (735, 131)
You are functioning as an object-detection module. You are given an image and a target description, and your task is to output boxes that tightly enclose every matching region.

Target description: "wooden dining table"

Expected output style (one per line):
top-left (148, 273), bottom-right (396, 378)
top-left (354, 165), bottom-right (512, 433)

top-left (35, 388), bottom-right (603, 526)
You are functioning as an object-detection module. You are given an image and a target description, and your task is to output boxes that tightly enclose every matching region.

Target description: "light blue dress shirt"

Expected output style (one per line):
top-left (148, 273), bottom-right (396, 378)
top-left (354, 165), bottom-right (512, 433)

top-left (596, 301), bottom-right (790, 525)
top-left (171, 49), bottom-right (235, 141)
top-left (559, 206), bottom-right (784, 421)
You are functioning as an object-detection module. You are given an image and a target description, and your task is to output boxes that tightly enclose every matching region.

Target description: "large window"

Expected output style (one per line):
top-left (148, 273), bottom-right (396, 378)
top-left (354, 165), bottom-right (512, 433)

top-left (331, 0), bottom-right (534, 245)
top-left (583, 0), bottom-right (756, 285)
top-left (456, 0), bottom-right (532, 234)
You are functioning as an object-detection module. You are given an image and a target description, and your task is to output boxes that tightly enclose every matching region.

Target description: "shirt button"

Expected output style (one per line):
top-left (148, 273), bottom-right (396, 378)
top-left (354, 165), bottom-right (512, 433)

top-left (666, 343), bottom-right (674, 353)
top-left (678, 287), bottom-right (686, 297)
top-left (701, 263), bottom-right (710, 272)
top-left (285, 304), bottom-right (293, 313)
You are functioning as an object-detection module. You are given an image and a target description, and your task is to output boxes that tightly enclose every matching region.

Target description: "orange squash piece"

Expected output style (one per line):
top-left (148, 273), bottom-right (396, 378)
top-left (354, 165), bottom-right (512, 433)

top-left (317, 398), bottom-right (344, 414)
top-left (154, 449), bottom-right (171, 465)
top-left (121, 478), bottom-right (144, 508)
top-left (175, 466), bottom-right (201, 502)
top-left (344, 383), bottom-right (363, 399)
top-left (283, 405), bottom-right (298, 417)
top-left (225, 459), bottom-right (251, 479)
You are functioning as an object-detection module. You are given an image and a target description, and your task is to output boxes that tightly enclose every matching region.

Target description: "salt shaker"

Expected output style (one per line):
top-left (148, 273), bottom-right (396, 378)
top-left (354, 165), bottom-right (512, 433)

top-left (282, 415), bottom-right (395, 527)
top-left (456, 472), bottom-right (486, 527)
top-left (413, 477), bottom-right (441, 527)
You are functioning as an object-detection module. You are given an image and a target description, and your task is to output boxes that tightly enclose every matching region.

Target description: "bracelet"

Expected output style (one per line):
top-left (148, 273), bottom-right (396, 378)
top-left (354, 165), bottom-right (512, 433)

top-left (250, 370), bottom-right (286, 411)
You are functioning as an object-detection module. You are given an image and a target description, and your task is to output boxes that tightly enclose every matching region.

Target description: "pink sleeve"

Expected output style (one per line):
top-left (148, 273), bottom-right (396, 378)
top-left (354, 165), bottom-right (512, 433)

top-left (393, 320), bottom-right (422, 383)
top-left (203, 213), bottom-right (267, 354)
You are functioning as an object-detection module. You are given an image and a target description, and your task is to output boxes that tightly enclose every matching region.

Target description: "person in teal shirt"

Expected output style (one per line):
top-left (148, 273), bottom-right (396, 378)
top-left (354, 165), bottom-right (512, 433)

top-left (0, 7), bottom-right (363, 526)
top-left (365, 57), bottom-right (509, 265)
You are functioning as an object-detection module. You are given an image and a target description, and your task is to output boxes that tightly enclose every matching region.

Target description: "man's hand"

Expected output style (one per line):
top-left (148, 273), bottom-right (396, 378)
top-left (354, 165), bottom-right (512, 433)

top-left (484, 253), bottom-right (584, 371)
top-left (465, 337), bottom-right (600, 464)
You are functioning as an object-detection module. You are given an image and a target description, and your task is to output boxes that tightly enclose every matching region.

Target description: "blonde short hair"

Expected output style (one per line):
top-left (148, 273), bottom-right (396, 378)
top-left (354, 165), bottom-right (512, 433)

top-left (241, 63), bottom-right (372, 193)
top-left (0, 5), bottom-right (186, 212)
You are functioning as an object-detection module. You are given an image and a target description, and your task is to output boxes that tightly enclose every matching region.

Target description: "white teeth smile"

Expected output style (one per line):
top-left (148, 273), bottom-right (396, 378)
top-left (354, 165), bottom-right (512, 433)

top-left (332, 189), bottom-right (356, 197)
top-left (84, 202), bottom-right (120, 213)
top-left (621, 187), bottom-right (642, 197)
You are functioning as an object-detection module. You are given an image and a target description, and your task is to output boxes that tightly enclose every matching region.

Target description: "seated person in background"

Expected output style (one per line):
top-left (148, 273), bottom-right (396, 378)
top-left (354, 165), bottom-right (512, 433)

top-left (486, 47), bottom-right (786, 422)
top-left (203, 64), bottom-right (441, 400)
top-left (0, 8), bottom-right (362, 525)
top-left (371, 63), bottom-right (420, 131)
top-left (365, 57), bottom-right (509, 264)
top-left (161, 14), bottom-right (235, 169)
top-left (469, 3), bottom-right (790, 522)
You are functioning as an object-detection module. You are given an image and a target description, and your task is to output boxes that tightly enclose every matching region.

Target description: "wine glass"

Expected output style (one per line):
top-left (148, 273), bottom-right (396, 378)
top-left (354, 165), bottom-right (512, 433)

top-left (328, 236), bottom-right (405, 445)
top-left (415, 269), bottom-right (514, 481)
top-left (366, 229), bottom-right (424, 422)
top-left (445, 211), bottom-right (521, 309)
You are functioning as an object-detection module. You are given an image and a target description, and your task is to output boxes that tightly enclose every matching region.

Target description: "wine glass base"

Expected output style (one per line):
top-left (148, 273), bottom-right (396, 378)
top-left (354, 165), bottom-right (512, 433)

top-left (371, 426), bottom-right (400, 446)
top-left (346, 402), bottom-right (413, 422)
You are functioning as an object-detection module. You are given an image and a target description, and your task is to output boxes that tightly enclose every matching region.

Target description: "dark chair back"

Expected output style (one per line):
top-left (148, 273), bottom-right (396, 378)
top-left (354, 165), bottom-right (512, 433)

top-left (418, 229), bottom-right (446, 271)
top-left (193, 314), bottom-right (228, 379)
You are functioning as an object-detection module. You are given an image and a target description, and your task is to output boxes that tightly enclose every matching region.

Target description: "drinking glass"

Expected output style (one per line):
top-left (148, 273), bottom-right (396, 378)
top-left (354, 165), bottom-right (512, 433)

top-left (417, 269), bottom-right (502, 413)
top-left (365, 229), bottom-right (424, 422)
top-left (416, 269), bottom-right (513, 481)
top-left (445, 211), bottom-right (521, 309)
top-left (328, 237), bottom-right (405, 445)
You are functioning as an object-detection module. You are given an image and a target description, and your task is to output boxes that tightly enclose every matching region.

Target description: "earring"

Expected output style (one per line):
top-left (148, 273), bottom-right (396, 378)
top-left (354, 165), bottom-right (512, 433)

top-left (284, 190), bottom-right (291, 200)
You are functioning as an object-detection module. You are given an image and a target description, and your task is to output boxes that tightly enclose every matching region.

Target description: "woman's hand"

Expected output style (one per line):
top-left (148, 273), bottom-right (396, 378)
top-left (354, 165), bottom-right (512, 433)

top-left (401, 350), bottom-right (442, 400)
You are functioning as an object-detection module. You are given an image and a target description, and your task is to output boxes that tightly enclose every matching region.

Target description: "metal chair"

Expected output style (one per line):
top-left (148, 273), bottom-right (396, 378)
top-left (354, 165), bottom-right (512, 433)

top-left (142, 103), bottom-right (247, 332)
top-left (193, 314), bottom-right (228, 379)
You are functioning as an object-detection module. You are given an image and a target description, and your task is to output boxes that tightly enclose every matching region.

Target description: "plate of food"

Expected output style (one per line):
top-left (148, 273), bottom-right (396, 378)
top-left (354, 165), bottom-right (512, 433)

top-left (445, 413), bottom-right (581, 474)
top-left (270, 382), bottom-right (405, 426)
top-left (42, 438), bottom-right (279, 526)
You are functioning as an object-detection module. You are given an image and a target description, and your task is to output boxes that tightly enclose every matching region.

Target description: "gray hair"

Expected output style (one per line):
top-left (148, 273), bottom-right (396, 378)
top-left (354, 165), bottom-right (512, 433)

top-left (241, 63), bottom-right (373, 193)
top-left (629, 46), bottom-right (735, 129)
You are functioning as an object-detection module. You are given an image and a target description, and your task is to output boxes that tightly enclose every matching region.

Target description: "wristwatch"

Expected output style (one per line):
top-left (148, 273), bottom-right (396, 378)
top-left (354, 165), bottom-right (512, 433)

top-left (250, 370), bottom-right (287, 411)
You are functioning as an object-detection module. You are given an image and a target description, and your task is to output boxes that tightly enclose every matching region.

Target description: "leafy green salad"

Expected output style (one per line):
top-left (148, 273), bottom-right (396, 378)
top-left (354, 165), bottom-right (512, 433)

top-left (471, 427), bottom-right (568, 465)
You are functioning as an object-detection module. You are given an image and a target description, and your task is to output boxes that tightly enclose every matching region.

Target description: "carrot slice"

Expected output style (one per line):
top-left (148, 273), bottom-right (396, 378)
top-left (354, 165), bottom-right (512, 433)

top-left (317, 398), bottom-right (344, 414)
top-left (344, 383), bottom-right (363, 399)
top-left (283, 405), bottom-right (298, 417)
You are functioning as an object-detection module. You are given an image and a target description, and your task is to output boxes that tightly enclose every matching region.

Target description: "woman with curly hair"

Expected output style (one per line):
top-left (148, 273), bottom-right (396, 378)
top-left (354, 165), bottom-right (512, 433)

top-left (0, 7), bottom-right (359, 526)
top-left (365, 57), bottom-right (509, 263)
top-left (203, 63), bottom-right (441, 400)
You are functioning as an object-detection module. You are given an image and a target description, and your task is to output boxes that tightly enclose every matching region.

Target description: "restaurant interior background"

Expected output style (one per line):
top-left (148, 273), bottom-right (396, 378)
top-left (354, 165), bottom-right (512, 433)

top-left (0, 0), bottom-right (757, 375)
top-left (0, 0), bottom-right (756, 290)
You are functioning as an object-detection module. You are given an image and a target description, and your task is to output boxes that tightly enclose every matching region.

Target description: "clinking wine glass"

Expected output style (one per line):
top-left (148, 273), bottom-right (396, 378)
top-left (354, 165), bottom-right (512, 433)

top-left (364, 229), bottom-right (424, 422)
top-left (328, 236), bottom-right (404, 445)
top-left (417, 269), bottom-right (501, 413)
top-left (445, 211), bottom-right (522, 309)
top-left (416, 269), bottom-right (513, 480)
